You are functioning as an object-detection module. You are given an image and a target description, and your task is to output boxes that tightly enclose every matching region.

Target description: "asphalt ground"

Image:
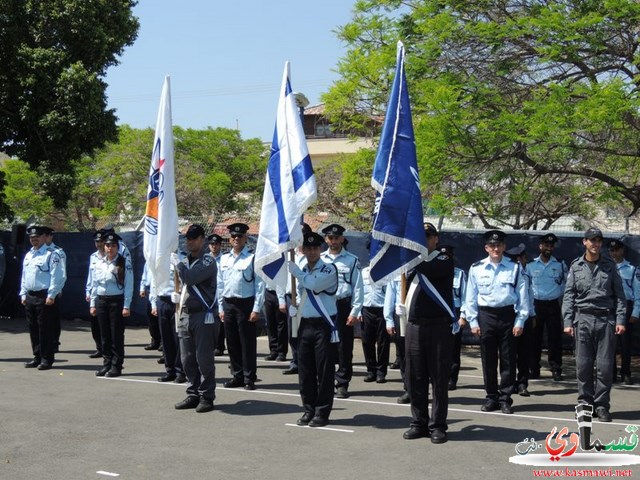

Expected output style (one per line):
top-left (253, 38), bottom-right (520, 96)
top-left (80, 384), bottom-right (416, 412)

top-left (1, 317), bottom-right (638, 480)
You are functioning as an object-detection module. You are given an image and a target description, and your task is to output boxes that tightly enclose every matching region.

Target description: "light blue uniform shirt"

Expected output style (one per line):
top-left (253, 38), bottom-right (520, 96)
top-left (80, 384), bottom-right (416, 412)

top-left (383, 276), bottom-right (401, 329)
top-left (85, 250), bottom-right (103, 298)
top-left (631, 267), bottom-right (640, 318)
top-left (525, 255), bottom-right (566, 301)
top-left (294, 258), bottom-right (338, 318)
top-left (47, 242), bottom-right (67, 285)
top-left (320, 248), bottom-right (364, 317)
top-left (615, 259), bottom-right (636, 302)
top-left (217, 246), bottom-right (265, 314)
top-left (20, 244), bottom-right (65, 299)
top-left (453, 267), bottom-right (467, 312)
top-left (465, 256), bottom-right (530, 329)
top-left (362, 266), bottom-right (386, 308)
top-left (89, 253), bottom-right (134, 309)
top-left (140, 262), bottom-right (150, 293)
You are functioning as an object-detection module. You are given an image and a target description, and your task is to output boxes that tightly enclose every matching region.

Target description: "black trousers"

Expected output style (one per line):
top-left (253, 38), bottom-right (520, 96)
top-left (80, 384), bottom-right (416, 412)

top-left (264, 289), bottom-right (288, 357)
top-left (157, 297), bottom-right (183, 375)
top-left (335, 296), bottom-right (354, 388)
top-left (531, 298), bottom-right (563, 374)
top-left (144, 294), bottom-right (161, 346)
top-left (25, 291), bottom-right (55, 364)
top-left (392, 313), bottom-right (407, 388)
top-left (298, 316), bottom-right (335, 419)
top-left (478, 306), bottom-right (516, 404)
top-left (450, 308), bottom-right (462, 383)
top-left (614, 301), bottom-right (634, 378)
top-left (405, 319), bottom-right (453, 432)
top-left (90, 316), bottom-right (102, 352)
top-left (216, 319), bottom-right (226, 353)
top-left (361, 306), bottom-right (390, 376)
top-left (515, 317), bottom-right (534, 388)
top-left (223, 297), bottom-right (257, 383)
top-left (96, 295), bottom-right (125, 369)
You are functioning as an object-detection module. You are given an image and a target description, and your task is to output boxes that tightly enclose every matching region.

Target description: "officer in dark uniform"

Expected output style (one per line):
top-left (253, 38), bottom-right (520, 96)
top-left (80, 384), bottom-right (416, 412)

top-left (401, 223), bottom-right (455, 444)
top-left (173, 225), bottom-right (219, 413)
top-left (563, 228), bottom-right (626, 422)
top-left (217, 223), bottom-right (265, 390)
top-left (465, 230), bottom-right (529, 414)
top-left (207, 233), bottom-right (226, 356)
top-left (320, 224), bottom-right (363, 399)
top-left (288, 232), bottom-right (338, 427)
top-left (20, 225), bottom-right (65, 370)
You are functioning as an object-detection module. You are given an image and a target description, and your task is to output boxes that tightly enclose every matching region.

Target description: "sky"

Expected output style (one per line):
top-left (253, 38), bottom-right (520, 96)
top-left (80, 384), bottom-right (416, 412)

top-left (104, 0), bottom-right (356, 142)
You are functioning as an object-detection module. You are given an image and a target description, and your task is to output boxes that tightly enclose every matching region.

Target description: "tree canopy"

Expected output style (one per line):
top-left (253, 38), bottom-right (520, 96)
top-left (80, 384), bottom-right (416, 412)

top-left (1, 125), bottom-right (269, 230)
top-left (324, 0), bottom-right (640, 229)
top-left (0, 0), bottom-right (139, 211)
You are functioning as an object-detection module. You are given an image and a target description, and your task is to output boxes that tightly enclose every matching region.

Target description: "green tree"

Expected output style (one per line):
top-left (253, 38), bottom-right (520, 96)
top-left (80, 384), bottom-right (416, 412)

top-left (0, 159), bottom-right (52, 221)
top-left (50, 126), bottom-right (268, 230)
top-left (325, 0), bottom-right (640, 229)
top-left (0, 0), bottom-right (139, 209)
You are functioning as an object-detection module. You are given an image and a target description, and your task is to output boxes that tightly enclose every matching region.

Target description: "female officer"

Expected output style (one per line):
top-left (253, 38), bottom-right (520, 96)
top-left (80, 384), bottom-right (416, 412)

top-left (90, 232), bottom-right (133, 377)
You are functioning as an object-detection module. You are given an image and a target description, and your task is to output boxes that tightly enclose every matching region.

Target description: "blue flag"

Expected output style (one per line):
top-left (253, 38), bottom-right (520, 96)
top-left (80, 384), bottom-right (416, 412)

top-left (369, 41), bottom-right (427, 285)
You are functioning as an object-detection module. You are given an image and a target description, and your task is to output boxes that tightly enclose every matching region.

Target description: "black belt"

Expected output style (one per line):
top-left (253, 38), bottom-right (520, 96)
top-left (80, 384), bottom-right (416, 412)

top-left (158, 295), bottom-right (172, 303)
top-left (97, 294), bottom-right (124, 300)
top-left (302, 316), bottom-right (324, 321)
top-left (535, 298), bottom-right (561, 304)
top-left (27, 290), bottom-right (48, 298)
top-left (223, 296), bottom-right (253, 304)
top-left (182, 305), bottom-right (204, 314)
top-left (577, 308), bottom-right (610, 315)
top-left (409, 316), bottom-right (451, 326)
top-left (479, 305), bottom-right (514, 314)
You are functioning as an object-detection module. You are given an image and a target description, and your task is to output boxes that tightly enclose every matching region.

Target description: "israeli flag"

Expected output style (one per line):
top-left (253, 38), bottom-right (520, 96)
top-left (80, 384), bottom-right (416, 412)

top-left (255, 62), bottom-right (317, 288)
top-left (369, 42), bottom-right (427, 285)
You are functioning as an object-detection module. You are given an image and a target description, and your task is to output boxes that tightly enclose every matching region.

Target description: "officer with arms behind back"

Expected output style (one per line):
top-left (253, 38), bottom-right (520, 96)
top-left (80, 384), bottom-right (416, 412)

top-left (465, 230), bottom-right (529, 414)
top-left (562, 228), bottom-right (626, 422)
top-left (320, 223), bottom-right (363, 399)
top-left (20, 225), bottom-right (65, 370)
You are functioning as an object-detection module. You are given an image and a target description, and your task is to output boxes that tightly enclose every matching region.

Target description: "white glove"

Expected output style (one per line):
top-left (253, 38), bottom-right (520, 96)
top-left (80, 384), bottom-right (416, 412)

top-left (287, 260), bottom-right (303, 278)
top-left (170, 253), bottom-right (180, 266)
top-left (170, 292), bottom-right (181, 304)
top-left (395, 303), bottom-right (407, 317)
top-left (288, 305), bottom-right (298, 318)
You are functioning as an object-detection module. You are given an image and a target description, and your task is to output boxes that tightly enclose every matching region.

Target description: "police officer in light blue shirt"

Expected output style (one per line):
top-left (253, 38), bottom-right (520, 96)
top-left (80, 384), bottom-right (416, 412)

top-left (359, 264), bottom-right (389, 383)
top-left (465, 230), bottom-right (529, 414)
top-left (608, 239), bottom-right (637, 385)
top-left (383, 274), bottom-right (410, 403)
top-left (20, 225), bottom-right (66, 370)
top-left (288, 232), bottom-right (338, 427)
top-left (207, 233), bottom-right (227, 356)
top-left (525, 233), bottom-right (567, 381)
top-left (217, 223), bottom-right (265, 390)
top-left (90, 232), bottom-right (133, 378)
top-left (321, 223), bottom-right (364, 399)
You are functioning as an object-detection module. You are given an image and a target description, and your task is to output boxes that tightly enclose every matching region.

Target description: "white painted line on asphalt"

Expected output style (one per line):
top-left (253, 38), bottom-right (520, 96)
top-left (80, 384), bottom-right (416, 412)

top-left (98, 377), bottom-right (183, 386)
top-left (98, 375), bottom-right (638, 428)
top-left (285, 423), bottom-right (354, 433)
top-left (96, 471), bottom-right (120, 477)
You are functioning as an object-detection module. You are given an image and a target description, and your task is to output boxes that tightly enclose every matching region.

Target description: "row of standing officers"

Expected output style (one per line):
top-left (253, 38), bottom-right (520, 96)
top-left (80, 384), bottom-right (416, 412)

top-left (19, 222), bottom-right (633, 442)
